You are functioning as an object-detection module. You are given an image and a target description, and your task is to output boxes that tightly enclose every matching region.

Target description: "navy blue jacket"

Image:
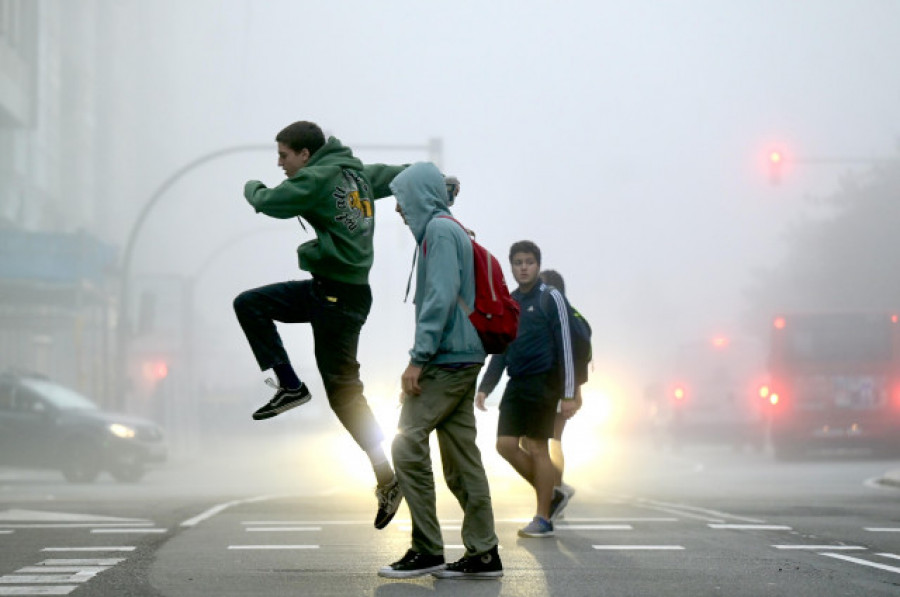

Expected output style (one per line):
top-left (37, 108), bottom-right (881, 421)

top-left (478, 282), bottom-right (576, 399)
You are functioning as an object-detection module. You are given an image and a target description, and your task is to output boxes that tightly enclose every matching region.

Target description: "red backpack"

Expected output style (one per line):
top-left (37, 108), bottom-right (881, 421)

top-left (437, 216), bottom-right (520, 354)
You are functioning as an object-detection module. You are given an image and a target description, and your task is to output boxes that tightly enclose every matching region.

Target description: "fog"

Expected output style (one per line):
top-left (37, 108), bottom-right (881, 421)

top-left (5, 0), bottom-right (900, 462)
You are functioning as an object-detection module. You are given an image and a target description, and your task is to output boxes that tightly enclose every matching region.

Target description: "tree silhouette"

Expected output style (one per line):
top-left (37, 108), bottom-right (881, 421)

top-left (743, 150), bottom-right (900, 333)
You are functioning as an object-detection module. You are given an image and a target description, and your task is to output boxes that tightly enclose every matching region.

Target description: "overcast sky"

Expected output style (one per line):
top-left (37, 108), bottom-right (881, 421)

top-left (124, 0), bottom-right (900, 403)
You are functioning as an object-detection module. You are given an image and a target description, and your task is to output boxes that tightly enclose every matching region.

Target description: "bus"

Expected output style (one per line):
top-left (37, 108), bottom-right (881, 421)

top-left (766, 312), bottom-right (900, 459)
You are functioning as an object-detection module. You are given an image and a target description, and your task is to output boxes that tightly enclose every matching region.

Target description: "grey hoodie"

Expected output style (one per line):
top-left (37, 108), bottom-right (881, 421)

top-left (390, 162), bottom-right (486, 366)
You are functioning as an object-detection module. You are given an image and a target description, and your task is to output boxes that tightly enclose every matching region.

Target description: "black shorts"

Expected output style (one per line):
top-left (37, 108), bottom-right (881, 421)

top-left (497, 372), bottom-right (558, 439)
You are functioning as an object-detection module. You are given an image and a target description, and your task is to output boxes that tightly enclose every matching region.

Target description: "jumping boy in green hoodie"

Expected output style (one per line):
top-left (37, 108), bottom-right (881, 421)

top-left (233, 120), bottom-right (405, 529)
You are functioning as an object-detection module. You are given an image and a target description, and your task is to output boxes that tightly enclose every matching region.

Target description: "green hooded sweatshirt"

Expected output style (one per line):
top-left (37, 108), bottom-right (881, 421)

top-left (244, 136), bottom-right (406, 285)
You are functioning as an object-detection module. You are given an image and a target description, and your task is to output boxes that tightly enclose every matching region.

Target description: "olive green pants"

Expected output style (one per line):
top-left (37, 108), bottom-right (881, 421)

top-left (391, 363), bottom-right (499, 556)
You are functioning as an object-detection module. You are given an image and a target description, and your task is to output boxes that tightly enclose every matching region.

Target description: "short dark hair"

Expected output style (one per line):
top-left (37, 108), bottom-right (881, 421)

top-left (275, 121), bottom-right (326, 155)
top-left (540, 269), bottom-right (565, 294)
top-left (509, 240), bottom-right (541, 266)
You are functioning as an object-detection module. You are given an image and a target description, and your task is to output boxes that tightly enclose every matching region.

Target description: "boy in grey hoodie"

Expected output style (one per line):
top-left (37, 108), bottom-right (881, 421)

top-left (378, 162), bottom-right (502, 580)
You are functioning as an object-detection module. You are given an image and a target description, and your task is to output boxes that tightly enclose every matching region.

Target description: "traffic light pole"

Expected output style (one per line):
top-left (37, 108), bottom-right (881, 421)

top-left (768, 150), bottom-right (898, 185)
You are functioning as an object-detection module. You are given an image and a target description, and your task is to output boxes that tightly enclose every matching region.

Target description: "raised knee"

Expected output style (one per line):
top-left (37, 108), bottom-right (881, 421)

top-left (233, 290), bottom-right (252, 314)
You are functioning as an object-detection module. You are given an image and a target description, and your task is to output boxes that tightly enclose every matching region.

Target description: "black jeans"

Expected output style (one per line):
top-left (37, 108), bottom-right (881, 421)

top-left (233, 277), bottom-right (383, 451)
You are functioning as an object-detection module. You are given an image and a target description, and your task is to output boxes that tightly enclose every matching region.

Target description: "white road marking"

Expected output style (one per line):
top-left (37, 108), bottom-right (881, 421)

top-left (864, 527), bottom-right (900, 532)
top-left (773, 545), bottom-right (866, 550)
top-left (877, 553), bottom-right (900, 560)
top-left (17, 568), bottom-right (107, 575)
top-left (242, 519), bottom-right (392, 525)
top-left (555, 525), bottom-right (633, 531)
top-left (562, 517), bottom-right (678, 523)
top-left (0, 523), bottom-right (152, 529)
top-left (227, 545), bottom-right (319, 550)
top-left (0, 510), bottom-right (146, 524)
top-left (34, 560), bottom-right (124, 566)
top-left (181, 494), bottom-right (289, 527)
top-left (592, 545), bottom-right (685, 550)
top-left (41, 547), bottom-right (135, 552)
top-left (629, 497), bottom-right (764, 523)
top-left (245, 527), bottom-right (321, 532)
top-left (90, 528), bottom-right (166, 534)
top-left (0, 558), bottom-right (124, 594)
top-left (0, 588), bottom-right (78, 595)
top-left (821, 552), bottom-right (900, 574)
top-left (709, 524), bottom-right (792, 530)
top-left (0, 531), bottom-right (11, 535)
top-left (0, 575), bottom-right (96, 584)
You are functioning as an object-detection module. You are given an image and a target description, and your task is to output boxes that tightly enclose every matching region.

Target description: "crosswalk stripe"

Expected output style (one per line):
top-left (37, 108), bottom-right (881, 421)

top-left (0, 587), bottom-right (78, 595)
top-left (821, 552), bottom-right (900, 574)
top-left (773, 545), bottom-right (865, 550)
top-left (41, 548), bottom-right (134, 552)
top-left (227, 545), bottom-right (319, 550)
top-left (592, 545), bottom-right (684, 550)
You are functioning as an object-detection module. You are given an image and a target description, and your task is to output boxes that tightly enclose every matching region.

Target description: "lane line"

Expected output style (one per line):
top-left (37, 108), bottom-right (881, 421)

top-left (90, 529), bottom-right (166, 534)
top-left (0, 575), bottom-right (96, 584)
top-left (41, 548), bottom-right (135, 553)
top-left (877, 553), bottom-right (900, 560)
top-left (227, 545), bottom-right (319, 550)
top-left (245, 527), bottom-right (321, 532)
top-left (864, 527), bottom-right (900, 532)
top-left (37, 559), bottom-right (125, 566)
top-left (0, 588), bottom-right (78, 595)
top-left (242, 520), bottom-right (378, 526)
top-left (629, 497), bottom-right (763, 523)
top-left (592, 545), bottom-right (685, 550)
top-left (0, 523), bottom-right (152, 529)
top-left (773, 545), bottom-right (866, 550)
top-left (181, 494), bottom-right (293, 528)
top-left (555, 525), bottom-right (633, 531)
top-left (18, 568), bottom-right (107, 574)
top-left (709, 524), bottom-right (792, 530)
top-left (821, 552), bottom-right (900, 574)
top-left (561, 517), bottom-right (678, 523)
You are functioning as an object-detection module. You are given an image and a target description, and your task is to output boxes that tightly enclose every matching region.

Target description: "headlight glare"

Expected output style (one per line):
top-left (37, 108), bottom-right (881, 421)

top-left (109, 423), bottom-right (136, 439)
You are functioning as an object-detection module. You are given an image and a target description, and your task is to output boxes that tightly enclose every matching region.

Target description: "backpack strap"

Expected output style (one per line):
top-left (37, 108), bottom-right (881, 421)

top-left (405, 216), bottom-right (473, 303)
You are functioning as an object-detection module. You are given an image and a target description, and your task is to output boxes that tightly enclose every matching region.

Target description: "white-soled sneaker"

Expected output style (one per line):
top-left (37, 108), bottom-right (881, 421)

top-left (252, 378), bottom-right (311, 420)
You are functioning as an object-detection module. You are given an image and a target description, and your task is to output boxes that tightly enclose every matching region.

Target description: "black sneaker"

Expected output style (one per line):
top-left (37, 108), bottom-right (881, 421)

top-left (374, 476), bottom-right (403, 529)
top-left (378, 549), bottom-right (445, 578)
top-left (252, 378), bottom-right (311, 420)
top-left (549, 486), bottom-right (571, 521)
top-left (432, 545), bottom-right (503, 579)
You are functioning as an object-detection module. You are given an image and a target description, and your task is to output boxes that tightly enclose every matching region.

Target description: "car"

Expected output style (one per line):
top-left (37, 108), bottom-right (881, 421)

top-left (656, 335), bottom-right (769, 452)
top-left (0, 371), bottom-right (167, 482)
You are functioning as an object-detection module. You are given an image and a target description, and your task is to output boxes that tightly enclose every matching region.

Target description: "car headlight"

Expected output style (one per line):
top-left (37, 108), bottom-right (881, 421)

top-left (108, 423), bottom-right (136, 439)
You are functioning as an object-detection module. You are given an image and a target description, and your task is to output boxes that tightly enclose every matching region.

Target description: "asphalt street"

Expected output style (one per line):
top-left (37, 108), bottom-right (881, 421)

top-left (1, 432), bottom-right (900, 597)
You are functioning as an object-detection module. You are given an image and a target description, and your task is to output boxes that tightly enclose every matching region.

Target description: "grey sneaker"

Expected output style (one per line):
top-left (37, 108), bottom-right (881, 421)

top-left (518, 516), bottom-right (554, 538)
top-left (379, 549), bottom-right (445, 578)
top-left (252, 378), bottom-right (311, 420)
top-left (432, 545), bottom-right (503, 579)
top-left (374, 476), bottom-right (403, 529)
top-left (549, 486), bottom-right (571, 521)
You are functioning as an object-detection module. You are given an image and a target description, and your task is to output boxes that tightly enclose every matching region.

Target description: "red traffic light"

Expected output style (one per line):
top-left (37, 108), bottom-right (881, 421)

top-left (768, 150), bottom-right (784, 185)
top-left (142, 360), bottom-right (168, 381)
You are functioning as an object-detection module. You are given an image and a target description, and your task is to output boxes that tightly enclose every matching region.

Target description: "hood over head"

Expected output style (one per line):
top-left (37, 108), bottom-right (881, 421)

top-left (303, 136), bottom-right (364, 172)
top-left (390, 162), bottom-right (450, 243)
